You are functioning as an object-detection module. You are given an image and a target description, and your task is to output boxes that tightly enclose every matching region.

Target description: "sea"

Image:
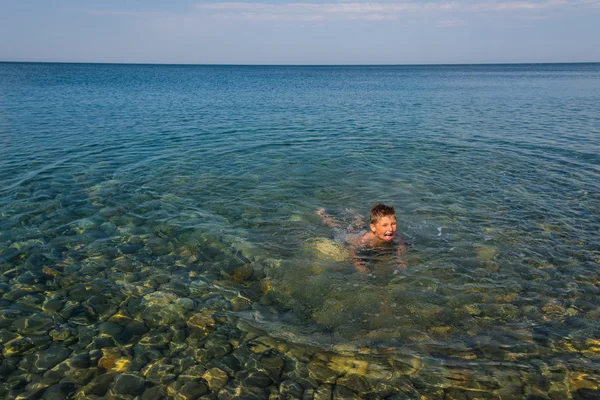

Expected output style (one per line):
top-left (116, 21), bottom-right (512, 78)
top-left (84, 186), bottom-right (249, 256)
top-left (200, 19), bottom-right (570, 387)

top-left (1, 62), bottom-right (599, 398)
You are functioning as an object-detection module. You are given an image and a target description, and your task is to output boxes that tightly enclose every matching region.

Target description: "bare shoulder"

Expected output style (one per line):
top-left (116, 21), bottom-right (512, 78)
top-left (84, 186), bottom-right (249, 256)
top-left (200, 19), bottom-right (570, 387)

top-left (353, 231), bottom-right (375, 248)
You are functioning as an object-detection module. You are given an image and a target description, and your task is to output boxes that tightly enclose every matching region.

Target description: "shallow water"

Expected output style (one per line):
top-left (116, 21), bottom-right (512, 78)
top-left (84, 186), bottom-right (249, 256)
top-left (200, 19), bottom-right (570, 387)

top-left (1, 62), bottom-right (600, 398)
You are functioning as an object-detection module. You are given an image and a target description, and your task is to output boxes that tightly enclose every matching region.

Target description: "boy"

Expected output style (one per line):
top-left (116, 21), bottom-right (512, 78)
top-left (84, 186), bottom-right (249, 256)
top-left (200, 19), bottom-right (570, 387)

top-left (317, 203), bottom-right (407, 273)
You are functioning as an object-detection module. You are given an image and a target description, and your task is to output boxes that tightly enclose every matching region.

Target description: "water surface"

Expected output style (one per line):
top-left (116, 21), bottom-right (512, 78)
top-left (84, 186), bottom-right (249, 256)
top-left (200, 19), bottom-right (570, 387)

top-left (1, 62), bottom-right (600, 398)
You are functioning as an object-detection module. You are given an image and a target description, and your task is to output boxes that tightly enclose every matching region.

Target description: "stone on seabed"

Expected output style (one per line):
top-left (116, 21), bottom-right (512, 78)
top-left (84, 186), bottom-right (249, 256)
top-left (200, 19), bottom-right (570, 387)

top-left (139, 291), bottom-right (187, 327)
top-left (32, 346), bottom-right (72, 372)
top-left (337, 374), bottom-right (371, 394)
top-left (328, 355), bottom-right (369, 376)
top-left (203, 367), bottom-right (230, 391)
top-left (308, 363), bottom-right (338, 384)
top-left (12, 313), bottom-right (55, 335)
top-left (312, 238), bottom-right (348, 262)
top-left (333, 384), bottom-right (361, 399)
top-left (474, 244), bottom-right (498, 261)
top-left (112, 373), bottom-right (147, 395)
top-left (314, 384), bottom-right (333, 400)
top-left (2, 336), bottom-right (35, 357)
top-left (280, 380), bottom-right (304, 398)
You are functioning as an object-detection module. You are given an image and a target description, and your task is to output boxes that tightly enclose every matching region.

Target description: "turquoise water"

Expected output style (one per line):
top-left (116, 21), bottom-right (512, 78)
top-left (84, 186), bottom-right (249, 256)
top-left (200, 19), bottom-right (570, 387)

top-left (1, 62), bottom-right (600, 398)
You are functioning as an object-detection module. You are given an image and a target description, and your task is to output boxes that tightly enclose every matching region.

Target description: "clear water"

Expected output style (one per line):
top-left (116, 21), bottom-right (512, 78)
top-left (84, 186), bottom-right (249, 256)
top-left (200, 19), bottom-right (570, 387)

top-left (1, 62), bottom-right (600, 397)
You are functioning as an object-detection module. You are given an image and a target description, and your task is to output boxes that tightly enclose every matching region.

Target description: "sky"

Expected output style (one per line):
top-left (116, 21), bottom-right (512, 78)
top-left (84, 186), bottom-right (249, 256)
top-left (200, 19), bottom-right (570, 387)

top-left (0, 0), bottom-right (599, 64)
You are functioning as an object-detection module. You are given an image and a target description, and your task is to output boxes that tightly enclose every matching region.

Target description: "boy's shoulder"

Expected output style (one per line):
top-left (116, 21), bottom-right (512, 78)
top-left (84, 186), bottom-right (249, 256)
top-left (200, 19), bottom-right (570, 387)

top-left (351, 231), bottom-right (376, 247)
top-left (353, 231), bottom-right (406, 249)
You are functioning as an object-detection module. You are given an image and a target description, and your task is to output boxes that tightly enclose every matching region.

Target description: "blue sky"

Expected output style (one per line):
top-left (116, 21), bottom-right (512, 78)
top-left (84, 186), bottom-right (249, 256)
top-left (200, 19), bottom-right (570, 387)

top-left (1, 0), bottom-right (598, 64)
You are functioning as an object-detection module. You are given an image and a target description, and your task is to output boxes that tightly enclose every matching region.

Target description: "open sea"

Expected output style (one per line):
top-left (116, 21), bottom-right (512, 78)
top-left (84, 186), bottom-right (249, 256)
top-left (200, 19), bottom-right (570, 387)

top-left (1, 62), bottom-right (599, 399)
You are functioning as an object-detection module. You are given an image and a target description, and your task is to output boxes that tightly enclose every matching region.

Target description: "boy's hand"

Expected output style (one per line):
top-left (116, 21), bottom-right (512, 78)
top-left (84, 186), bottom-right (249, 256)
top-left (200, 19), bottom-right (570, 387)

top-left (397, 259), bottom-right (408, 272)
top-left (354, 262), bottom-right (368, 273)
top-left (396, 238), bottom-right (407, 271)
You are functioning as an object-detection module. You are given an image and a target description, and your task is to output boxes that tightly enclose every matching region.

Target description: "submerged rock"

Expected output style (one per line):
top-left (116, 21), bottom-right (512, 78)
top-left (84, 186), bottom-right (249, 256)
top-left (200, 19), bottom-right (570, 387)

top-left (328, 355), bottom-right (369, 377)
top-left (311, 238), bottom-right (348, 262)
top-left (2, 336), bottom-right (35, 357)
top-left (112, 373), bottom-right (147, 395)
top-left (336, 374), bottom-right (371, 394)
top-left (333, 384), bottom-right (361, 399)
top-left (314, 384), bottom-right (334, 400)
top-left (12, 313), bottom-right (55, 335)
top-left (187, 311), bottom-right (216, 336)
top-left (242, 370), bottom-right (273, 388)
top-left (474, 244), bottom-right (498, 261)
top-left (179, 381), bottom-right (209, 399)
top-left (31, 346), bottom-right (72, 372)
top-left (138, 291), bottom-right (188, 328)
top-left (143, 362), bottom-right (177, 385)
top-left (146, 237), bottom-right (172, 256)
top-left (203, 367), bottom-right (229, 391)
top-left (79, 373), bottom-right (117, 397)
top-left (41, 382), bottom-right (77, 400)
top-left (142, 385), bottom-right (167, 400)
top-left (308, 363), bottom-right (338, 384)
top-left (279, 380), bottom-right (304, 398)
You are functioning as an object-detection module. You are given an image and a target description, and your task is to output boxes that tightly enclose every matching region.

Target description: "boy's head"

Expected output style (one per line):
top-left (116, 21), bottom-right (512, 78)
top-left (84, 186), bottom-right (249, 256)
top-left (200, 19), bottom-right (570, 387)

top-left (369, 203), bottom-right (397, 242)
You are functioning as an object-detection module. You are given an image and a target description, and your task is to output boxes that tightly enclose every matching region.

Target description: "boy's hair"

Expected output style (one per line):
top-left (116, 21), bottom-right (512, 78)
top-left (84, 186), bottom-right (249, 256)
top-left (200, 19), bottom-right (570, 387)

top-left (370, 203), bottom-right (395, 224)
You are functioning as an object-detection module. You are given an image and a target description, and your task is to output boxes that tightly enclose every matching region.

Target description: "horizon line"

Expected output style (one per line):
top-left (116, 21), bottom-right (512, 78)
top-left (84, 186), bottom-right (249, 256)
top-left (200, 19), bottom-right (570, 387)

top-left (1, 60), bottom-right (599, 67)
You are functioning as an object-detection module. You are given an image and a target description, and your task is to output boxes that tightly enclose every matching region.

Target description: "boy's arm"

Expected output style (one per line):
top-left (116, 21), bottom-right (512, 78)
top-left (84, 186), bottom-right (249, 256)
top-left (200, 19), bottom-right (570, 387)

top-left (349, 235), bottom-right (369, 273)
top-left (396, 237), bottom-right (408, 270)
top-left (316, 208), bottom-right (342, 228)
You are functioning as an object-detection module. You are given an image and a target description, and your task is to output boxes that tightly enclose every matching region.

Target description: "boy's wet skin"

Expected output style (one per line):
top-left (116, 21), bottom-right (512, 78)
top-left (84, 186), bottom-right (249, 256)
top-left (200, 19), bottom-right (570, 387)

top-left (317, 203), bottom-right (407, 274)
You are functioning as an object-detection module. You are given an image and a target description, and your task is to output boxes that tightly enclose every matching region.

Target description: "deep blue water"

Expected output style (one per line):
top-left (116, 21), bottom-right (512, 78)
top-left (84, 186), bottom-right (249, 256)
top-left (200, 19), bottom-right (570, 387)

top-left (1, 62), bottom-right (600, 398)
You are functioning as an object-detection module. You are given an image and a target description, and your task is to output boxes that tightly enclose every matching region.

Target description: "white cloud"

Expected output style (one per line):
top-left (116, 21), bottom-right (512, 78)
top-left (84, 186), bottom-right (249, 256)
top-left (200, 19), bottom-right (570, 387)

top-left (437, 18), bottom-right (467, 27)
top-left (189, 0), bottom-right (597, 21)
top-left (74, 0), bottom-right (600, 23)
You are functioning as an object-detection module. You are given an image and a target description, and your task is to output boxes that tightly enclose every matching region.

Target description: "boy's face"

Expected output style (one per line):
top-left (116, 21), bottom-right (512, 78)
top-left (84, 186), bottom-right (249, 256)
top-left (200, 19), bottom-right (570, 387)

top-left (370, 215), bottom-right (397, 241)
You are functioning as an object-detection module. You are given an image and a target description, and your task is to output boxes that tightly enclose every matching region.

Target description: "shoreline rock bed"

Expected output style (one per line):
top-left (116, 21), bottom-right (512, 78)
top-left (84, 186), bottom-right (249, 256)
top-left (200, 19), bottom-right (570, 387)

top-left (2, 268), bottom-right (599, 400)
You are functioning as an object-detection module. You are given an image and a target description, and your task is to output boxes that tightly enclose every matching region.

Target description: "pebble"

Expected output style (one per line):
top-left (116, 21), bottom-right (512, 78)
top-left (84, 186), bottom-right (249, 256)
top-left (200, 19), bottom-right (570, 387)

top-left (337, 374), bottom-right (371, 394)
top-left (0, 329), bottom-right (19, 343)
top-left (259, 354), bottom-right (285, 382)
top-left (206, 337), bottom-right (232, 359)
top-left (243, 370), bottom-right (273, 388)
top-left (143, 363), bottom-right (176, 384)
top-left (2, 336), bottom-right (35, 357)
top-left (142, 385), bottom-right (167, 400)
top-left (98, 321), bottom-right (124, 338)
top-left (280, 380), bottom-right (304, 398)
top-left (308, 363), bottom-right (338, 384)
top-left (112, 373), bottom-right (147, 395)
top-left (179, 381), bottom-right (210, 399)
top-left (125, 320), bottom-right (150, 336)
top-left (44, 362), bottom-right (73, 385)
top-left (218, 381), bottom-right (270, 400)
top-left (32, 347), bottom-right (72, 372)
top-left (146, 238), bottom-right (171, 256)
top-left (80, 373), bottom-right (117, 396)
top-left (42, 298), bottom-right (65, 314)
top-left (314, 384), bottom-right (333, 400)
top-left (333, 385), bottom-right (361, 399)
top-left (41, 382), bottom-right (77, 400)
top-left (203, 367), bottom-right (229, 391)
top-left (0, 357), bottom-right (19, 376)
top-left (138, 331), bottom-right (172, 347)
top-left (68, 352), bottom-right (91, 369)
top-left (207, 354), bottom-right (242, 375)
top-left (12, 313), bottom-right (55, 335)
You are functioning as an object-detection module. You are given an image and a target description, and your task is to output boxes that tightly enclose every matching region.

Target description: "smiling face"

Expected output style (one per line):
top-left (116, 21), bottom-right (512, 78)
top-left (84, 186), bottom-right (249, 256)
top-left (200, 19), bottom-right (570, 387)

top-left (370, 215), bottom-right (397, 242)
